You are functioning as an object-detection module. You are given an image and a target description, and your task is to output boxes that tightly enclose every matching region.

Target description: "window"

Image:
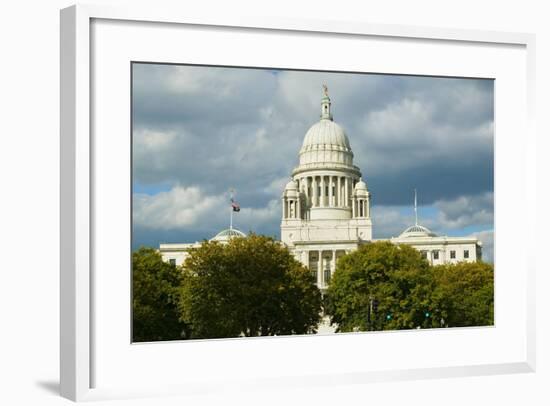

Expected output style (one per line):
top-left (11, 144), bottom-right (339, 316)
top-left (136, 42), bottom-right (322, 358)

top-left (169, 258), bottom-right (176, 266)
top-left (420, 250), bottom-right (428, 259)
top-left (324, 268), bottom-right (331, 284)
top-left (310, 269), bottom-right (317, 282)
top-left (433, 250), bottom-right (439, 260)
top-left (450, 250), bottom-right (456, 259)
top-left (464, 249), bottom-right (469, 259)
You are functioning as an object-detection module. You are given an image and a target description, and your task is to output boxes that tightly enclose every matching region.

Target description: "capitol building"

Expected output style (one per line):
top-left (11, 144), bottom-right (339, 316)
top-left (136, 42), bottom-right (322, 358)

top-left (160, 87), bottom-right (482, 290)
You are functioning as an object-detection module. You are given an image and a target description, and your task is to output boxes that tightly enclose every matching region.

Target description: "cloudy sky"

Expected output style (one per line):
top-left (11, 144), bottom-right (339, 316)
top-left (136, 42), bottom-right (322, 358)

top-left (132, 63), bottom-right (494, 262)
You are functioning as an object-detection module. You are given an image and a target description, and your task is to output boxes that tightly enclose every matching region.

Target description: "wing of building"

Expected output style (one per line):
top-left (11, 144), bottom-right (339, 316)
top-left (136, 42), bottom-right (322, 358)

top-left (159, 87), bottom-right (482, 290)
top-left (387, 225), bottom-right (481, 265)
top-left (159, 228), bottom-right (246, 266)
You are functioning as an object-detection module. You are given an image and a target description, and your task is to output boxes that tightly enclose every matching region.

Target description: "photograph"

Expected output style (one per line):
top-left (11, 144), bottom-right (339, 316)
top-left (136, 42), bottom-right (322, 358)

top-left (131, 63), bottom-right (495, 342)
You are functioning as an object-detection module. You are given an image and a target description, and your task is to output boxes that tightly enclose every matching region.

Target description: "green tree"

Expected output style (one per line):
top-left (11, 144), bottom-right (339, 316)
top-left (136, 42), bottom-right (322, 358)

top-left (179, 234), bottom-right (322, 339)
top-left (325, 241), bottom-right (495, 332)
top-left (324, 241), bottom-right (436, 332)
top-left (132, 247), bottom-right (189, 342)
top-left (432, 261), bottom-right (494, 327)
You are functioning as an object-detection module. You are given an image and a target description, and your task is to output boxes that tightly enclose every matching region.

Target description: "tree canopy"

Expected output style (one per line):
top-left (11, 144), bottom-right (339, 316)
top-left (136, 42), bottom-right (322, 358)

top-left (132, 247), bottom-right (189, 342)
top-left (432, 261), bottom-right (494, 327)
top-left (324, 241), bottom-right (494, 332)
top-left (178, 234), bottom-right (322, 339)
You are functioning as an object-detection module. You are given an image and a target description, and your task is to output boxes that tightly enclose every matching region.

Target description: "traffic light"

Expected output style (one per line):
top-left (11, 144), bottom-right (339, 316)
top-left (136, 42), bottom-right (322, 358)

top-left (386, 313), bottom-right (392, 321)
top-left (425, 311), bottom-right (431, 318)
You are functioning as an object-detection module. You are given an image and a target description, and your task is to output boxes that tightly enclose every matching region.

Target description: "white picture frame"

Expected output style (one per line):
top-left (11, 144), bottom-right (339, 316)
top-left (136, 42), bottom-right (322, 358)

top-left (60, 4), bottom-right (536, 402)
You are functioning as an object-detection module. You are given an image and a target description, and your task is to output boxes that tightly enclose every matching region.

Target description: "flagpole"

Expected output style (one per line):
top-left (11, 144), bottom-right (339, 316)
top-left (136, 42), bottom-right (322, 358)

top-left (229, 188), bottom-right (234, 230)
top-left (414, 188), bottom-right (418, 226)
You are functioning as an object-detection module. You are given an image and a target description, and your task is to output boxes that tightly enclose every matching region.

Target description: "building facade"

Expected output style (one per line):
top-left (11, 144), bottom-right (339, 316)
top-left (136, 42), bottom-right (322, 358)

top-left (280, 87), bottom-right (373, 290)
top-left (159, 87), bottom-right (482, 290)
top-left (159, 228), bottom-right (246, 266)
top-left (280, 88), bottom-right (482, 290)
top-left (387, 225), bottom-right (481, 266)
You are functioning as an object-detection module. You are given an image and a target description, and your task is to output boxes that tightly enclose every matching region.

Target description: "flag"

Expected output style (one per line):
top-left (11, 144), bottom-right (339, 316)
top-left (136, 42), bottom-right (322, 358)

top-left (231, 198), bottom-right (240, 212)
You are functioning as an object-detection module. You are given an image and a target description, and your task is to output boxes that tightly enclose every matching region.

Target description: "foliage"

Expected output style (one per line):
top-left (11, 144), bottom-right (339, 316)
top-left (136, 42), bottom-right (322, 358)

top-left (132, 247), bottom-right (189, 342)
top-left (432, 261), bottom-right (494, 327)
top-left (179, 234), bottom-right (322, 339)
top-left (324, 241), bottom-right (494, 332)
top-left (324, 241), bottom-right (431, 332)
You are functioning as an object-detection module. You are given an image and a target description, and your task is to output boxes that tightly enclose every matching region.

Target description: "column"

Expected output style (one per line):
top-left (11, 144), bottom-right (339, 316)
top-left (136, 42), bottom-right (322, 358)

top-left (283, 197), bottom-right (287, 218)
top-left (344, 177), bottom-right (349, 207)
top-left (320, 177), bottom-right (325, 207)
top-left (327, 176), bottom-right (333, 207)
top-left (297, 197), bottom-right (301, 219)
top-left (352, 196), bottom-right (356, 217)
top-left (330, 250), bottom-right (336, 282)
top-left (312, 177), bottom-right (317, 207)
top-left (328, 176), bottom-right (334, 207)
top-left (337, 176), bottom-right (341, 207)
top-left (330, 176), bottom-right (338, 207)
top-left (317, 250), bottom-right (323, 287)
top-left (304, 177), bottom-right (310, 209)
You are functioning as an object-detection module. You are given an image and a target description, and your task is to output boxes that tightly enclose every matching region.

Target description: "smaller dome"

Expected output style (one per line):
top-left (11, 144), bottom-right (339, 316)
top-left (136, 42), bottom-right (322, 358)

top-left (210, 228), bottom-right (246, 242)
top-left (285, 179), bottom-right (298, 190)
top-left (283, 179), bottom-right (299, 198)
top-left (353, 179), bottom-right (368, 196)
top-left (354, 179), bottom-right (367, 190)
top-left (399, 225), bottom-right (436, 238)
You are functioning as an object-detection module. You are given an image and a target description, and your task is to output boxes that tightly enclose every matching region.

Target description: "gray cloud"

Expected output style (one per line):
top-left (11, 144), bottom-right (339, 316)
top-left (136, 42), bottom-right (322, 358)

top-left (132, 64), bottom-right (494, 249)
top-left (434, 192), bottom-right (494, 229)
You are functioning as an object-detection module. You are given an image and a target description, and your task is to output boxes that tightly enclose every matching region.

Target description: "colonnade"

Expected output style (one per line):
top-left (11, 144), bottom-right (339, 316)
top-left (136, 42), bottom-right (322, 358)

top-left (301, 249), bottom-right (349, 288)
top-left (282, 197), bottom-right (301, 219)
top-left (297, 175), bottom-right (357, 208)
top-left (352, 196), bottom-right (370, 218)
top-left (283, 174), bottom-right (372, 220)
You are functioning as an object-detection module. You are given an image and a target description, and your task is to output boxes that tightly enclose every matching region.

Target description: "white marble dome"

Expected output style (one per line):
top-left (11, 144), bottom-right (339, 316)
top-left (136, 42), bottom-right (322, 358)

top-left (298, 118), bottom-right (354, 167)
top-left (301, 119), bottom-right (351, 150)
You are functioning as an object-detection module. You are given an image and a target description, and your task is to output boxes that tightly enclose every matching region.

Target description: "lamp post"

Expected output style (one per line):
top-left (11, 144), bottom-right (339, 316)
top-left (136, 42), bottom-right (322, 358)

top-left (368, 295), bottom-right (373, 330)
top-left (368, 296), bottom-right (379, 331)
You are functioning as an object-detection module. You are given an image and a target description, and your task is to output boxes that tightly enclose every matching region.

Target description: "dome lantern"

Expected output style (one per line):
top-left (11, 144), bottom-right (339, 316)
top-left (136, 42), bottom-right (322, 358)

top-left (321, 84), bottom-right (333, 121)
